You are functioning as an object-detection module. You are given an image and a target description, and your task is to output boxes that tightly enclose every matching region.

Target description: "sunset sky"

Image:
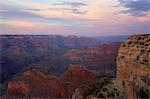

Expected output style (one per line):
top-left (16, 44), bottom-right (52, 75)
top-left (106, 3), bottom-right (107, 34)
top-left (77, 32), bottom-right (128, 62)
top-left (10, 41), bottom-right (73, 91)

top-left (0, 0), bottom-right (149, 36)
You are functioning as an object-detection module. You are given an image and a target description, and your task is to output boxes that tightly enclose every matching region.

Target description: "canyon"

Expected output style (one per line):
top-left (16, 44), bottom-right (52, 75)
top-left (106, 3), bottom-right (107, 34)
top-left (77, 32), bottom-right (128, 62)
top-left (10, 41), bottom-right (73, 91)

top-left (0, 35), bottom-right (133, 98)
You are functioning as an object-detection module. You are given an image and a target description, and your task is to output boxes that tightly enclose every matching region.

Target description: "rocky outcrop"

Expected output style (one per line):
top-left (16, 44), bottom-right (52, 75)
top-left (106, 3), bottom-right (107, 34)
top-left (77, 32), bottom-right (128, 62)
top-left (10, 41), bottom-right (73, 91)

top-left (61, 64), bottom-right (98, 86)
top-left (72, 34), bottom-right (150, 99)
top-left (117, 34), bottom-right (150, 99)
top-left (72, 77), bottom-right (127, 99)
top-left (4, 65), bottom-right (98, 98)
top-left (4, 69), bottom-right (63, 98)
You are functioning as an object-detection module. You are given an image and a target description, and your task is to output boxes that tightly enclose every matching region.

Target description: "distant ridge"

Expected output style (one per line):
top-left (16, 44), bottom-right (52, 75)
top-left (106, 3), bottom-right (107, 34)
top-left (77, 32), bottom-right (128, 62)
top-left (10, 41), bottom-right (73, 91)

top-left (0, 35), bottom-right (129, 42)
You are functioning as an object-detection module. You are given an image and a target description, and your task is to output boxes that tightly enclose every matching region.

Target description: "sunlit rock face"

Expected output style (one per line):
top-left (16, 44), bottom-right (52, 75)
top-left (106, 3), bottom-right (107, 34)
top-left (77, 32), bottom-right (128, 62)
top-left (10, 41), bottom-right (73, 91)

top-left (117, 34), bottom-right (150, 80)
top-left (117, 34), bottom-right (150, 99)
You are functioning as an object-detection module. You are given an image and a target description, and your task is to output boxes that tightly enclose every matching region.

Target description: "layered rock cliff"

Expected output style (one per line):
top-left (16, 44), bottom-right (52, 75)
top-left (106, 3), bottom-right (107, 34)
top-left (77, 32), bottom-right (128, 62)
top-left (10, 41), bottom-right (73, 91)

top-left (117, 34), bottom-right (150, 99)
top-left (64, 42), bottom-right (121, 77)
top-left (72, 34), bottom-right (150, 99)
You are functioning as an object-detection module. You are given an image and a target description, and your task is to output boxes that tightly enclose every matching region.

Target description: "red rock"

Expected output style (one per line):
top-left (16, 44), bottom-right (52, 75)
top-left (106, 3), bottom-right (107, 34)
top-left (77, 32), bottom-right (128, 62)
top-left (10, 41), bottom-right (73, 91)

top-left (5, 66), bottom-right (98, 98)
top-left (8, 81), bottom-right (29, 95)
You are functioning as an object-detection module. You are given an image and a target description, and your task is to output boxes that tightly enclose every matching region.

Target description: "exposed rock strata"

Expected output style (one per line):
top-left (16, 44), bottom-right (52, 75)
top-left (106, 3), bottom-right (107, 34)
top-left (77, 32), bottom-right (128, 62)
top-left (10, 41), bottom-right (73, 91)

top-left (72, 34), bottom-right (150, 99)
top-left (117, 34), bottom-right (150, 99)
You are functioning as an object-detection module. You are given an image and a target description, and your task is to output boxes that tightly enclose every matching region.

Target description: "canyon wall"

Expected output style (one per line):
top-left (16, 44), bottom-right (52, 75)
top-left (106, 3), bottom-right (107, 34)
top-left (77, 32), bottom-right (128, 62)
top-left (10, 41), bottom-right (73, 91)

top-left (72, 34), bottom-right (150, 99)
top-left (117, 34), bottom-right (150, 99)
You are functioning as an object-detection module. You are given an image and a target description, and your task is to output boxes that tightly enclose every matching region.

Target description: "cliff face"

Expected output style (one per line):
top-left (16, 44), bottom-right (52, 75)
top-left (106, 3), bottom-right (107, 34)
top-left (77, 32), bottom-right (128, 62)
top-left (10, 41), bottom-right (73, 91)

top-left (117, 34), bottom-right (150, 99)
top-left (72, 34), bottom-right (150, 99)
top-left (64, 42), bottom-right (121, 77)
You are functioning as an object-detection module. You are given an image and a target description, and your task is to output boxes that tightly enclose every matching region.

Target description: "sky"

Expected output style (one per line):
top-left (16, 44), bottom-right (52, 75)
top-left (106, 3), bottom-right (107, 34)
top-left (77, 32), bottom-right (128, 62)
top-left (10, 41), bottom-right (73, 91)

top-left (0, 0), bottom-right (150, 36)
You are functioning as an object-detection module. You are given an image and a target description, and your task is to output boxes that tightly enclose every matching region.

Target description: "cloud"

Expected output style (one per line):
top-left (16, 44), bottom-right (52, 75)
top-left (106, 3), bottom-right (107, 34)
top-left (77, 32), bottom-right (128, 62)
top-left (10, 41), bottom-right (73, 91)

top-left (53, 2), bottom-right (87, 7)
top-left (52, 1), bottom-right (88, 15)
top-left (26, 8), bottom-right (45, 11)
top-left (0, 4), bottom-right (89, 26)
top-left (118, 0), bottom-right (150, 16)
top-left (1, 0), bottom-right (149, 36)
top-left (24, 2), bottom-right (87, 15)
top-left (0, 4), bottom-right (44, 20)
top-left (47, 7), bottom-right (87, 15)
top-left (71, 8), bottom-right (87, 14)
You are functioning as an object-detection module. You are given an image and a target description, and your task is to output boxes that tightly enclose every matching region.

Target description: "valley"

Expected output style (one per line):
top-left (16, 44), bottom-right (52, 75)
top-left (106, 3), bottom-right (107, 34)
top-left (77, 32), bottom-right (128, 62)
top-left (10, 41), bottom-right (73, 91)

top-left (0, 35), bottom-right (129, 98)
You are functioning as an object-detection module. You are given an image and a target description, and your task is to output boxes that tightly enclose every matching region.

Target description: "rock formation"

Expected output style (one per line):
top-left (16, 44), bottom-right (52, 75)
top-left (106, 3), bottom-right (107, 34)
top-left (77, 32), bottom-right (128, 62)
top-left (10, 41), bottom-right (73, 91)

top-left (4, 65), bottom-right (98, 98)
top-left (72, 34), bottom-right (150, 99)
top-left (64, 42), bottom-right (121, 77)
top-left (117, 34), bottom-right (150, 99)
